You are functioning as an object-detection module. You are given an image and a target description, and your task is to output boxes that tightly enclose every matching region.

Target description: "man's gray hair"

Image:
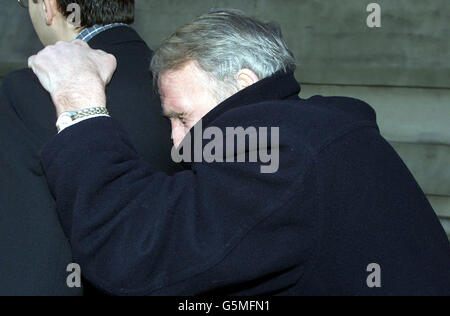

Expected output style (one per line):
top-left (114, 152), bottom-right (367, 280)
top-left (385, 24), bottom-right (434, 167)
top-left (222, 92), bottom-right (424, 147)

top-left (151, 9), bottom-right (297, 100)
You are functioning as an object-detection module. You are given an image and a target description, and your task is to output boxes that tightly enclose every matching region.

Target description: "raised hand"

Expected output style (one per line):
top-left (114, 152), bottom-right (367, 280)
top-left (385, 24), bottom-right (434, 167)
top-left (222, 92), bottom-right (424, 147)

top-left (28, 40), bottom-right (117, 116)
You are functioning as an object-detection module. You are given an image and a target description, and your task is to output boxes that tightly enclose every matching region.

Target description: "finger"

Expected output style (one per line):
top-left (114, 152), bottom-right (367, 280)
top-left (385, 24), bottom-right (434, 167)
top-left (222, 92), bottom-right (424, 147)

top-left (28, 55), bottom-right (35, 69)
top-left (27, 57), bottom-right (50, 93)
top-left (104, 54), bottom-right (118, 85)
top-left (96, 53), bottom-right (117, 85)
top-left (27, 56), bottom-right (45, 78)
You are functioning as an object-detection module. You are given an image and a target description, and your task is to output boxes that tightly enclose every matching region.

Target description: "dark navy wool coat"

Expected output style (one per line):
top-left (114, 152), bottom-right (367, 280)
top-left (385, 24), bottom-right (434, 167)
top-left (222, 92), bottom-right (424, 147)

top-left (41, 72), bottom-right (450, 296)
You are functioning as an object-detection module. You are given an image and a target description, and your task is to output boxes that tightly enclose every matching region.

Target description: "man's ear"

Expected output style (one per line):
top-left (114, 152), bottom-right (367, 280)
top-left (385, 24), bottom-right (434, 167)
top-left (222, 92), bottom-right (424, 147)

top-left (43, 0), bottom-right (59, 25)
top-left (237, 69), bottom-right (259, 90)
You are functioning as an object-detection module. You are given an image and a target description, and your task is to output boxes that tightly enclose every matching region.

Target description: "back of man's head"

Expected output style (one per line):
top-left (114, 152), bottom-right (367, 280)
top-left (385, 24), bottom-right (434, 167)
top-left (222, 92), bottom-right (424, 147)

top-left (55, 0), bottom-right (134, 28)
top-left (29, 0), bottom-right (134, 46)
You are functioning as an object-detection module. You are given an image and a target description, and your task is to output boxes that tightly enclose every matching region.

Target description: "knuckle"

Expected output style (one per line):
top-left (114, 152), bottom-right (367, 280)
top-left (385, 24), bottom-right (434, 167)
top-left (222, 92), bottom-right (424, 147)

top-left (108, 54), bottom-right (117, 64)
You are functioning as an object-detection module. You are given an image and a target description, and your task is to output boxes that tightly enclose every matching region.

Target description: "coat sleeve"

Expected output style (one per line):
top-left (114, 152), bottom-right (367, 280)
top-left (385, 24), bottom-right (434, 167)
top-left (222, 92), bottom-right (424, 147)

top-left (41, 117), bottom-right (314, 296)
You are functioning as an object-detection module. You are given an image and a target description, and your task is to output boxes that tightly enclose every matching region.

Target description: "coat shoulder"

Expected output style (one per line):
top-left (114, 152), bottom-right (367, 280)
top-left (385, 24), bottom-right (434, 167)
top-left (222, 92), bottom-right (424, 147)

top-left (2, 68), bottom-right (37, 90)
top-left (211, 95), bottom-right (379, 155)
top-left (1, 68), bottom-right (44, 106)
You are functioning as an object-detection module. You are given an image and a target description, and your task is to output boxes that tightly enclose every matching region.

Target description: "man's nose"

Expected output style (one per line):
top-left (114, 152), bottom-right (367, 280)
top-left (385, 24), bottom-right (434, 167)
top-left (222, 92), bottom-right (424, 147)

top-left (171, 122), bottom-right (188, 148)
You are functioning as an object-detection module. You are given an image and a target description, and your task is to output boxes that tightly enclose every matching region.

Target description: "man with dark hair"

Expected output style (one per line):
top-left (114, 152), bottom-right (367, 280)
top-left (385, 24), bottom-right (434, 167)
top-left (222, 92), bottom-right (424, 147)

top-left (0, 0), bottom-right (176, 295)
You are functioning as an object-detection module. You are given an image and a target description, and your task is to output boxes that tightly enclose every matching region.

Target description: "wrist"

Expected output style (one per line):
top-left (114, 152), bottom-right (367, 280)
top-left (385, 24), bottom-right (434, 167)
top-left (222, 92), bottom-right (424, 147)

top-left (56, 107), bottom-right (110, 133)
top-left (52, 82), bottom-right (106, 117)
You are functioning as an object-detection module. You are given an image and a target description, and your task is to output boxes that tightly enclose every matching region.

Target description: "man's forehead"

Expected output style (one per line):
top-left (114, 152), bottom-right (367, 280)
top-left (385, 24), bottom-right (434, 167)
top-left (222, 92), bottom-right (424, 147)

top-left (160, 63), bottom-right (188, 79)
top-left (159, 61), bottom-right (205, 86)
top-left (159, 70), bottom-right (189, 97)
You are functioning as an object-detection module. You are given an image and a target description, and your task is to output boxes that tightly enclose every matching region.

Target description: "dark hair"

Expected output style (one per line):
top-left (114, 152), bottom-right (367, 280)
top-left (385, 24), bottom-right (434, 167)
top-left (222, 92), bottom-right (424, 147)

top-left (55, 0), bottom-right (135, 28)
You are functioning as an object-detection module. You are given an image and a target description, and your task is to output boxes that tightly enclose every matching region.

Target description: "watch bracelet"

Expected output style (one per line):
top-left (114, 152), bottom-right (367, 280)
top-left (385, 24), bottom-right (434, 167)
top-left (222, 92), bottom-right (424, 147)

top-left (71, 107), bottom-right (109, 120)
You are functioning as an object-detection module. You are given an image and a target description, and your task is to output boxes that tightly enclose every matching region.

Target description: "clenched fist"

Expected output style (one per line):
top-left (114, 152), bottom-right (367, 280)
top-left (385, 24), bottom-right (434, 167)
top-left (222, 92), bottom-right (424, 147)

top-left (28, 40), bottom-right (117, 116)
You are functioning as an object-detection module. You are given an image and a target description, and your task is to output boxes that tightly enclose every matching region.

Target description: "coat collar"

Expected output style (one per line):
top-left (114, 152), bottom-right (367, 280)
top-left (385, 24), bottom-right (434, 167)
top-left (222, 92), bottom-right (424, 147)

top-left (75, 24), bottom-right (130, 43)
top-left (87, 26), bottom-right (145, 48)
top-left (201, 71), bottom-right (301, 128)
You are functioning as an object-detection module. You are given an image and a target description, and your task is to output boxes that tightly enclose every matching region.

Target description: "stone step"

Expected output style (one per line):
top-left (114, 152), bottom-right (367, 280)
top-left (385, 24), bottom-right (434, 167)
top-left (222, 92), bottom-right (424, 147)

top-left (428, 195), bottom-right (450, 219)
top-left (427, 196), bottom-right (450, 240)
top-left (438, 218), bottom-right (450, 240)
top-left (391, 142), bottom-right (450, 197)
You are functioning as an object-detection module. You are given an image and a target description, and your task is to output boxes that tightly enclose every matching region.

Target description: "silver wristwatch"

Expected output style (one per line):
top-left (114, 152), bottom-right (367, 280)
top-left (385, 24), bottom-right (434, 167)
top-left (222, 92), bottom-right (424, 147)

top-left (56, 107), bottom-right (110, 133)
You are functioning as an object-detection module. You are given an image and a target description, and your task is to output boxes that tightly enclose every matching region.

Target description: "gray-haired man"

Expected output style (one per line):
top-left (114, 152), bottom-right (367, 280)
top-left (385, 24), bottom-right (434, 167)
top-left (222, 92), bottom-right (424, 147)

top-left (29, 10), bottom-right (450, 295)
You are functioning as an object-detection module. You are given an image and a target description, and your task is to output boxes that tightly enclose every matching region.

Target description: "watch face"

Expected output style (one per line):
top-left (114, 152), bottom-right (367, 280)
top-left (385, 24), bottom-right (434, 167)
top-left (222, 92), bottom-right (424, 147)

top-left (56, 114), bottom-right (74, 132)
top-left (59, 116), bottom-right (73, 125)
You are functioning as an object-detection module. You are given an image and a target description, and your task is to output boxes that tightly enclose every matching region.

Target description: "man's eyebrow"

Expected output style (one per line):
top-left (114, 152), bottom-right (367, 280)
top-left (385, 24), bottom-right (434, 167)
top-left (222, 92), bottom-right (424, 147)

top-left (162, 110), bottom-right (183, 119)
